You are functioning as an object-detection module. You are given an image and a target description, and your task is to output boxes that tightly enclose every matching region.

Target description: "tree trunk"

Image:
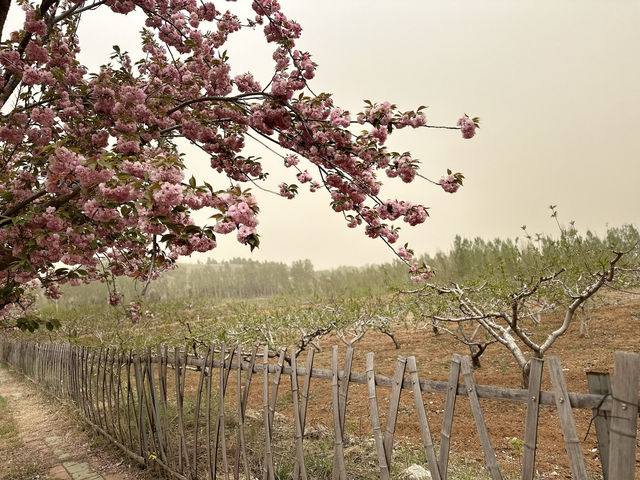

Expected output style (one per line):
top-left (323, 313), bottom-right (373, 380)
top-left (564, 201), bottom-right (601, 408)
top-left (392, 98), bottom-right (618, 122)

top-left (521, 360), bottom-right (531, 388)
top-left (468, 344), bottom-right (482, 368)
top-left (578, 306), bottom-right (589, 338)
top-left (0, 0), bottom-right (10, 42)
top-left (380, 328), bottom-right (400, 349)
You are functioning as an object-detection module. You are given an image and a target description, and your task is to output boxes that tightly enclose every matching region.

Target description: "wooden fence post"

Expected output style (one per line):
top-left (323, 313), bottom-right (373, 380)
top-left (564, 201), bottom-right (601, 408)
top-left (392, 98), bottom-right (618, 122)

top-left (332, 346), bottom-right (353, 480)
top-left (438, 354), bottom-right (461, 480)
top-left (290, 353), bottom-right (308, 480)
top-left (262, 346), bottom-right (275, 480)
top-left (585, 371), bottom-right (611, 479)
top-left (607, 351), bottom-right (640, 480)
top-left (133, 353), bottom-right (149, 465)
top-left (407, 356), bottom-right (441, 480)
top-left (547, 356), bottom-right (587, 480)
top-left (459, 356), bottom-right (503, 480)
top-left (521, 357), bottom-right (543, 480)
top-left (383, 356), bottom-right (407, 468)
top-left (293, 348), bottom-right (315, 480)
top-left (365, 352), bottom-right (390, 480)
top-left (332, 346), bottom-right (347, 480)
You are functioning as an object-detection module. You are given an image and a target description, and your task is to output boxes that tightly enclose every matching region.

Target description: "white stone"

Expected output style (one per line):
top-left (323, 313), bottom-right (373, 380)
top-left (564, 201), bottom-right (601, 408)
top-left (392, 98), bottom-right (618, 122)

top-left (400, 464), bottom-right (432, 480)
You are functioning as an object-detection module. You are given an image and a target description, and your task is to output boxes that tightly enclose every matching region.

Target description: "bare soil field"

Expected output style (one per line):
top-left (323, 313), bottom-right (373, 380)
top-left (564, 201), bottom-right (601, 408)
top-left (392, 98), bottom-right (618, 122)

top-left (228, 294), bottom-right (640, 478)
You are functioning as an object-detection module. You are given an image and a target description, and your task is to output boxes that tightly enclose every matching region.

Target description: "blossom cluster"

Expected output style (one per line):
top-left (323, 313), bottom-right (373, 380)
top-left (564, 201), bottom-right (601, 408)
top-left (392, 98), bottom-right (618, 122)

top-left (438, 171), bottom-right (465, 194)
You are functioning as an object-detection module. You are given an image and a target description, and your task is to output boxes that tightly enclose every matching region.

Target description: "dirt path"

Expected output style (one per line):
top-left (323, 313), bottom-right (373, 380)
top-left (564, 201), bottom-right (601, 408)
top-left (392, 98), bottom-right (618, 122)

top-left (0, 364), bottom-right (148, 480)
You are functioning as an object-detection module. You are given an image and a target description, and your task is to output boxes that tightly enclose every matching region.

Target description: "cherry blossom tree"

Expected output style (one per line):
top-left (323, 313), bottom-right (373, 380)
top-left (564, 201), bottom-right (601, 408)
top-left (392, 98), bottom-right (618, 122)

top-left (0, 0), bottom-right (476, 328)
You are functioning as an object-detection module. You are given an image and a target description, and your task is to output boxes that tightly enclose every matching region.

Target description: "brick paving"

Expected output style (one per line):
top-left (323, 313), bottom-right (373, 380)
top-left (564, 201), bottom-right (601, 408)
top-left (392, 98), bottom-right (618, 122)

top-left (0, 366), bottom-right (142, 480)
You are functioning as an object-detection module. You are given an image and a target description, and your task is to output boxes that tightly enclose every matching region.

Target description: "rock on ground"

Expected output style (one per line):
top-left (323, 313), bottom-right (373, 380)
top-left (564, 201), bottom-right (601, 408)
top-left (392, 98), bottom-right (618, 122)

top-left (400, 464), bottom-right (433, 480)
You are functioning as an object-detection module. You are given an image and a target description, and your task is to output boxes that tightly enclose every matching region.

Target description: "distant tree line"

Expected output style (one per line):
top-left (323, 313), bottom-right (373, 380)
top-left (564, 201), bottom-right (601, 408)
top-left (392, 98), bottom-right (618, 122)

top-left (45, 224), bottom-right (639, 309)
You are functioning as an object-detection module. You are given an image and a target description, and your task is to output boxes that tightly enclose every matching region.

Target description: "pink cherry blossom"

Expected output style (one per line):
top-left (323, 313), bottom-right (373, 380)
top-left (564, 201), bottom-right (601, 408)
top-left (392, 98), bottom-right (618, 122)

top-left (0, 0), bottom-right (474, 324)
top-left (458, 115), bottom-right (477, 139)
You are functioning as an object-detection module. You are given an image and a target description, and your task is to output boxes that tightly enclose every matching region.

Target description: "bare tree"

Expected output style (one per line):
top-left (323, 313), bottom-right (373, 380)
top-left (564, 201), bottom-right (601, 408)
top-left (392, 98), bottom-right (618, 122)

top-left (407, 248), bottom-right (631, 386)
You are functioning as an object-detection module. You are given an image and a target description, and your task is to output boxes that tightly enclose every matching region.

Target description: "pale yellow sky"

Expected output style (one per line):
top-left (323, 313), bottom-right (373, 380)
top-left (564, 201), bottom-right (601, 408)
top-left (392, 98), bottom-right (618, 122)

top-left (6, 1), bottom-right (640, 268)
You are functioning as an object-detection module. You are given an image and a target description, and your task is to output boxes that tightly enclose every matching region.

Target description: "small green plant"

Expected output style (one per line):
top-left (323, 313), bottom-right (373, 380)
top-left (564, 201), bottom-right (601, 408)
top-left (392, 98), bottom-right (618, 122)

top-left (345, 418), bottom-right (358, 434)
top-left (508, 437), bottom-right (524, 454)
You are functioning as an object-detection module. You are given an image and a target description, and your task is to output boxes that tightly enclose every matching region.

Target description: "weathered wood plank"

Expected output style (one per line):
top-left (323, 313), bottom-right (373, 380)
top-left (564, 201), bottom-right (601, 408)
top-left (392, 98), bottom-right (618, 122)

top-left (521, 357), bottom-right (543, 480)
top-left (146, 348), bottom-right (167, 466)
top-left (212, 345), bottom-right (224, 480)
top-left (125, 352), bottom-right (136, 454)
top-left (174, 347), bottom-right (190, 475)
top-left (262, 347), bottom-right (275, 480)
top-left (158, 346), bottom-right (172, 465)
top-left (238, 346), bottom-right (257, 480)
top-left (290, 353), bottom-right (308, 480)
top-left (234, 347), bottom-right (249, 480)
top-left (206, 343), bottom-right (215, 480)
top-left (366, 352), bottom-right (390, 480)
top-left (332, 347), bottom-right (347, 480)
top-left (338, 346), bottom-right (354, 433)
top-left (333, 346), bottom-right (353, 480)
top-left (460, 356), bottom-right (503, 480)
top-left (193, 345), bottom-right (211, 478)
top-left (293, 348), bottom-right (315, 480)
top-left (586, 371), bottom-right (611, 479)
top-left (133, 354), bottom-right (149, 464)
top-left (383, 356), bottom-right (406, 468)
top-left (607, 351), bottom-right (640, 480)
top-left (547, 356), bottom-right (588, 480)
top-left (5, 339), bottom-right (640, 480)
top-left (107, 349), bottom-right (116, 438)
top-left (220, 347), bottom-right (233, 480)
top-left (407, 356), bottom-right (441, 480)
top-left (438, 354), bottom-right (461, 480)
top-left (268, 348), bottom-right (286, 432)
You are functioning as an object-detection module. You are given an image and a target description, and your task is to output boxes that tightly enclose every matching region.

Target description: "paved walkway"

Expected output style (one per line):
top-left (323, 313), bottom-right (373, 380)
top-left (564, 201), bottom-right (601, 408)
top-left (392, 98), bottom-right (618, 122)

top-left (0, 365), bottom-right (144, 480)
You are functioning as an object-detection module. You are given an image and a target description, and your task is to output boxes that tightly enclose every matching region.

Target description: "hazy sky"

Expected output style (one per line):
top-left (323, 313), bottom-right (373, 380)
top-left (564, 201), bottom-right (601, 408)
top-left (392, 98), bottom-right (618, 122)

top-left (6, 2), bottom-right (640, 269)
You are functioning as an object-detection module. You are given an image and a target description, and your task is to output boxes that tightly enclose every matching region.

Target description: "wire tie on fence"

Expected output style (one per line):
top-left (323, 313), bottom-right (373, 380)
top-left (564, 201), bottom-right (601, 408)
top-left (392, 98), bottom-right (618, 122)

top-left (584, 392), bottom-right (611, 441)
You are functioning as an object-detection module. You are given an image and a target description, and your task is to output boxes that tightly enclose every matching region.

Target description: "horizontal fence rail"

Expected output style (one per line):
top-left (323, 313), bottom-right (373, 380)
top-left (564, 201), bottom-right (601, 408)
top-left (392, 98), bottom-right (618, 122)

top-left (0, 339), bottom-right (637, 480)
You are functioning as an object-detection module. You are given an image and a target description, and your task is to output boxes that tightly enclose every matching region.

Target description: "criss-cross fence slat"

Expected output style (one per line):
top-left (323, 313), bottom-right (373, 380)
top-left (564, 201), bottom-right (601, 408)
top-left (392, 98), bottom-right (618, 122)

top-left (332, 345), bottom-right (352, 480)
top-left (459, 355), bottom-right (503, 480)
top-left (366, 352), bottom-right (391, 480)
top-left (293, 347), bottom-right (314, 480)
top-left (547, 356), bottom-right (588, 479)
top-left (585, 371), bottom-right (611, 480)
top-left (262, 346), bottom-right (275, 480)
top-left (407, 355), bottom-right (441, 480)
top-left (383, 356), bottom-right (407, 468)
top-left (0, 339), bottom-right (637, 480)
top-left (439, 354), bottom-right (461, 479)
top-left (607, 352), bottom-right (640, 480)
top-left (290, 353), bottom-right (308, 480)
top-left (332, 346), bottom-right (348, 480)
top-left (521, 357), bottom-right (543, 480)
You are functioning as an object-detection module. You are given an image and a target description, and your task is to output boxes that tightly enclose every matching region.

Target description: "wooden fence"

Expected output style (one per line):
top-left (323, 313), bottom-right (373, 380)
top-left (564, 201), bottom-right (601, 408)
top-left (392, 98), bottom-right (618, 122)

top-left (0, 339), bottom-right (638, 480)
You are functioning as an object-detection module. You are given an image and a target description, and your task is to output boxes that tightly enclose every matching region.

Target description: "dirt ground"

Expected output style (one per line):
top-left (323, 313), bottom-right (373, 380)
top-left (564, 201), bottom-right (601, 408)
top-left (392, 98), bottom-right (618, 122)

top-left (217, 293), bottom-right (639, 479)
top-left (294, 295), bottom-right (640, 478)
top-left (0, 364), bottom-right (149, 480)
